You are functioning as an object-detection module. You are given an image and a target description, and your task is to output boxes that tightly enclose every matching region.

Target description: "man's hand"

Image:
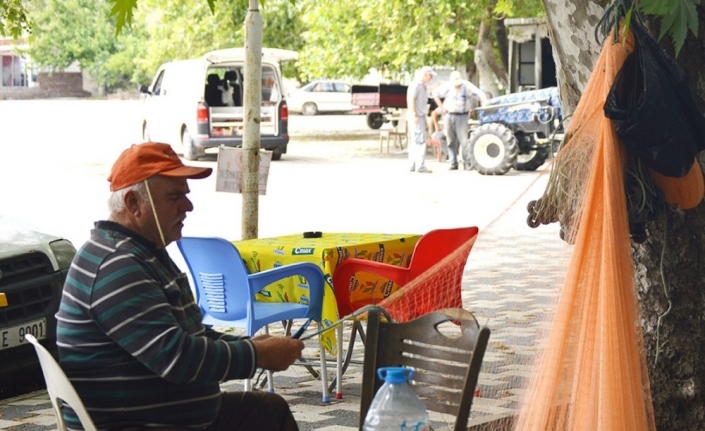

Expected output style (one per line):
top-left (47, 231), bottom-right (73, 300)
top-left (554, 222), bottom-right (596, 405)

top-left (251, 335), bottom-right (304, 371)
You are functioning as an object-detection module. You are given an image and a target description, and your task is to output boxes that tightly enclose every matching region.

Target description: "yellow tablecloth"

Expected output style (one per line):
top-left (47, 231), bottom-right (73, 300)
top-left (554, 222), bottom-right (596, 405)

top-left (232, 232), bottom-right (420, 354)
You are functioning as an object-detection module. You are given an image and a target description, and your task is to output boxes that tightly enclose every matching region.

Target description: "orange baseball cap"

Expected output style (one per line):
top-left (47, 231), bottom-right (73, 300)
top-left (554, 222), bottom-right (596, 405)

top-left (108, 142), bottom-right (213, 191)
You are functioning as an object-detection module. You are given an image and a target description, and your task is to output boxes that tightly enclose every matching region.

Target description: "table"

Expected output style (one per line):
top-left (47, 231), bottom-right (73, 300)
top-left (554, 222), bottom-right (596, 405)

top-left (232, 232), bottom-right (421, 354)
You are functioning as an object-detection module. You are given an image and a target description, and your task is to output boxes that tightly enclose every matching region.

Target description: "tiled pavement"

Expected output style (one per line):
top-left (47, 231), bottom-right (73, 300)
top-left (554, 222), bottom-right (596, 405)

top-left (0, 172), bottom-right (573, 431)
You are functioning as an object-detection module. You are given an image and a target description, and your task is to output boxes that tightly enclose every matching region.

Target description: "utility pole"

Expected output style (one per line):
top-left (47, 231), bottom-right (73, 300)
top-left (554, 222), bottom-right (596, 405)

top-left (241, 0), bottom-right (263, 240)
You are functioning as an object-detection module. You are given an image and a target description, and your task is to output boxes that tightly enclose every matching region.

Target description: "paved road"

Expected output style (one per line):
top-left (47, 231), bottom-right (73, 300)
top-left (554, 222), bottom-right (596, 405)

top-left (0, 99), bottom-right (572, 430)
top-left (0, 99), bottom-right (548, 256)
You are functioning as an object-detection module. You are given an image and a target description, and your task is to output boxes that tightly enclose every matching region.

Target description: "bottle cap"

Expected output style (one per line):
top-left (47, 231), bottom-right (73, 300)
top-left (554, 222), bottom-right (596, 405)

top-left (377, 366), bottom-right (414, 383)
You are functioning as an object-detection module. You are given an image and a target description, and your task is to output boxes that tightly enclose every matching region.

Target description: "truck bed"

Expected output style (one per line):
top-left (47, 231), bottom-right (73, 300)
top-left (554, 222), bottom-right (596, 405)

top-left (351, 84), bottom-right (407, 109)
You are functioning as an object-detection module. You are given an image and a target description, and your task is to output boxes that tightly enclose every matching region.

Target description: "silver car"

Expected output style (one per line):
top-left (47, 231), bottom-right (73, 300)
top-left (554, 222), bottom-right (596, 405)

top-left (0, 215), bottom-right (76, 385)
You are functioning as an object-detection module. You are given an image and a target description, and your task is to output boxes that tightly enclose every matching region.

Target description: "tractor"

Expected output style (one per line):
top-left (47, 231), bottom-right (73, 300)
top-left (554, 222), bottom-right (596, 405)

top-left (463, 86), bottom-right (563, 175)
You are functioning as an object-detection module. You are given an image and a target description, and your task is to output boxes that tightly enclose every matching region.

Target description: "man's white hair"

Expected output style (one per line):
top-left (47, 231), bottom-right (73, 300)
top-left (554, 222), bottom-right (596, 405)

top-left (108, 181), bottom-right (148, 213)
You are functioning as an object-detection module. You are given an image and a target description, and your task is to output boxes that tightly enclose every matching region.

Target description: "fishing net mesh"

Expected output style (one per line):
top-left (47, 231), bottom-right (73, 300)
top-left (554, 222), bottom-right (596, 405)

top-left (349, 27), bottom-right (661, 431)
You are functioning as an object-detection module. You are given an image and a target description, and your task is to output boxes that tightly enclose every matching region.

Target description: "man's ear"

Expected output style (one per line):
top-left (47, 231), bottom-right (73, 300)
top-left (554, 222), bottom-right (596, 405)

top-left (124, 190), bottom-right (141, 215)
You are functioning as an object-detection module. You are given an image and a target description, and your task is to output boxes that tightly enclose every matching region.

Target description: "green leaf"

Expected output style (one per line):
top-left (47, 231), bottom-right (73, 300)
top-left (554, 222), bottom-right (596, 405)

top-left (641, 0), bottom-right (699, 55)
top-left (109, 0), bottom-right (137, 35)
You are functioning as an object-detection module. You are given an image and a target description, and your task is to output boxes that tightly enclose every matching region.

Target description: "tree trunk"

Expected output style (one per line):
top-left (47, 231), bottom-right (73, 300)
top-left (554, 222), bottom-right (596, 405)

top-left (494, 18), bottom-right (509, 71)
top-left (543, 0), bottom-right (705, 428)
top-left (475, 0), bottom-right (505, 97)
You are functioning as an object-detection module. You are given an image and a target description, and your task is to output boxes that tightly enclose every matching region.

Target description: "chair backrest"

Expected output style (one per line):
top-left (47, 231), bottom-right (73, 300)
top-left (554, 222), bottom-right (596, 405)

top-left (408, 226), bottom-right (479, 281)
top-left (177, 237), bottom-right (253, 323)
top-left (205, 73), bottom-right (224, 106)
top-left (359, 308), bottom-right (490, 431)
top-left (25, 334), bottom-right (98, 431)
top-left (332, 227), bottom-right (479, 318)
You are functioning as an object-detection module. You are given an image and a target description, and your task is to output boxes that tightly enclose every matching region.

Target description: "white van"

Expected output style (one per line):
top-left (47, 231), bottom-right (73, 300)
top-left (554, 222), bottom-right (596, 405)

top-left (139, 48), bottom-right (297, 160)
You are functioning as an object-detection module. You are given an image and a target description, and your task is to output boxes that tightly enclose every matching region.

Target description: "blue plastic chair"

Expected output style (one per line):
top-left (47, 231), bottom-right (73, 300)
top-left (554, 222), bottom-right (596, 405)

top-left (177, 236), bottom-right (330, 402)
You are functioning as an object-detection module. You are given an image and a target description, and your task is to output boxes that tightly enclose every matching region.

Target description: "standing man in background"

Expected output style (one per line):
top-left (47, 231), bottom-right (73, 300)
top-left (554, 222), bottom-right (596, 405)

top-left (433, 70), bottom-right (488, 170)
top-left (406, 66), bottom-right (436, 173)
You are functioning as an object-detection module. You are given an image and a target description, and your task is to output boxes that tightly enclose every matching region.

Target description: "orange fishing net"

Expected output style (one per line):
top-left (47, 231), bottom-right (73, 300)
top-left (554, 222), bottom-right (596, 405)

top-left (515, 28), bottom-right (657, 430)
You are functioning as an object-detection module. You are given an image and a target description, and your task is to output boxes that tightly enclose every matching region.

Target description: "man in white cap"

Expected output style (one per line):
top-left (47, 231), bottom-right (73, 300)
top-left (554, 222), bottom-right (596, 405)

top-left (433, 70), bottom-right (488, 170)
top-left (406, 66), bottom-right (436, 173)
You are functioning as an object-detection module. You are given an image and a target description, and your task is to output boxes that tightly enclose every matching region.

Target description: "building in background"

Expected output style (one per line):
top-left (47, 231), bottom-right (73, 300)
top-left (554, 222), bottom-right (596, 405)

top-left (0, 37), bottom-right (37, 88)
top-left (505, 17), bottom-right (557, 93)
top-left (0, 37), bottom-right (91, 99)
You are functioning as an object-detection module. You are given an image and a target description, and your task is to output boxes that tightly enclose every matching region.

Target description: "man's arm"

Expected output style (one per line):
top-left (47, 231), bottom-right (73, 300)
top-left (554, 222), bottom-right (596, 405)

top-left (407, 83), bottom-right (419, 125)
top-left (88, 254), bottom-right (260, 384)
top-left (466, 82), bottom-right (489, 105)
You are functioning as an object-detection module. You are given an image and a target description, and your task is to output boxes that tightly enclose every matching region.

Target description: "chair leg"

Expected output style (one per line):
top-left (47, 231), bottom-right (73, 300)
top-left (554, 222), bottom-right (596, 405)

top-left (318, 341), bottom-right (330, 403)
top-left (335, 325), bottom-right (344, 399)
top-left (328, 321), bottom-right (364, 397)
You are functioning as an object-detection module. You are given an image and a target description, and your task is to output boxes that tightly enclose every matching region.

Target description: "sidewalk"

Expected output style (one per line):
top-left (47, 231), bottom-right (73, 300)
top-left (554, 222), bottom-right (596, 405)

top-left (0, 169), bottom-right (572, 431)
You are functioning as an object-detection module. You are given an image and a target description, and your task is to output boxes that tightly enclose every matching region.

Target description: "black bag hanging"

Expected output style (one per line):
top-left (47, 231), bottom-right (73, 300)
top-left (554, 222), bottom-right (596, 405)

top-left (604, 16), bottom-right (705, 178)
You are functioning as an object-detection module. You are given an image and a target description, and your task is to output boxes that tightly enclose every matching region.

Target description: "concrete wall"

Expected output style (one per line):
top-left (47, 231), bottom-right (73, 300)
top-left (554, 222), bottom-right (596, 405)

top-left (0, 71), bottom-right (91, 99)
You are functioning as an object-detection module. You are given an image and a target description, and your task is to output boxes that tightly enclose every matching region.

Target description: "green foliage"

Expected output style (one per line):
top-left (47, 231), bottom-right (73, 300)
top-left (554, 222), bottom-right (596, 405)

top-left (0, 0), bottom-right (32, 38)
top-left (7, 0), bottom-right (698, 95)
top-left (132, 0), bottom-right (303, 84)
top-left (495, 0), bottom-right (544, 18)
top-left (640, 0), bottom-right (698, 54)
top-left (28, 0), bottom-right (140, 91)
top-left (296, 0), bottom-right (485, 82)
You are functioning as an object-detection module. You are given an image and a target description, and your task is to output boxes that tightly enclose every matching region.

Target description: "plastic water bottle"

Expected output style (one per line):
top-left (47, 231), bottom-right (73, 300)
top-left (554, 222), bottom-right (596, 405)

top-left (363, 367), bottom-right (430, 431)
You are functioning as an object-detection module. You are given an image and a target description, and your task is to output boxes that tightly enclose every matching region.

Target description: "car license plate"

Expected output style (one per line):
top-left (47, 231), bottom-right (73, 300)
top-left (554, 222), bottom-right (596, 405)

top-left (0, 318), bottom-right (47, 350)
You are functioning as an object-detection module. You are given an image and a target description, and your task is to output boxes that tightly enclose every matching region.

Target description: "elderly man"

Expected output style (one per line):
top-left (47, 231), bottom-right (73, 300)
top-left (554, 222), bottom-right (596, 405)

top-left (56, 142), bottom-right (303, 431)
top-left (406, 66), bottom-right (436, 173)
top-left (433, 70), bottom-right (488, 170)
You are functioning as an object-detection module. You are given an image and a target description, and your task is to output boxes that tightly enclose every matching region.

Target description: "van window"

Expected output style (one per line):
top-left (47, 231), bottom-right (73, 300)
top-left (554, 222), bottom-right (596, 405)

top-left (152, 70), bottom-right (165, 96)
top-left (205, 65), bottom-right (281, 107)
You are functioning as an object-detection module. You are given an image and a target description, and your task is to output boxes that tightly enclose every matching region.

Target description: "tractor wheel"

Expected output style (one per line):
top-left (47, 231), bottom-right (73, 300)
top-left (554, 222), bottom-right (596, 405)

top-left (366, 113), bottom-right (384, 130)
top-left (467, 123), bottom-right (518, 175)
top-left (515, 145), bottom-right (550, 171)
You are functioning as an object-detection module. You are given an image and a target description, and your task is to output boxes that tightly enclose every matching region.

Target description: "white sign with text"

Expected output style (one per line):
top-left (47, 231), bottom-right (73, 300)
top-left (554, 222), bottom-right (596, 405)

top-left (216, 147), bottom-right (272, 195)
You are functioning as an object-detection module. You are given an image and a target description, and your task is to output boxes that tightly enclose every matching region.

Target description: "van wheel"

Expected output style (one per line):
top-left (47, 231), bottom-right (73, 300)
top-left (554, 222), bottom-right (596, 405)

top-left (271, 150), bottom-right (282, 161)
top-left (142, 122), bottom-right (151, 141)
top-left (302, 102), bottom-right (318, 116)
top-left (181, 128), bottom-right (198, 161)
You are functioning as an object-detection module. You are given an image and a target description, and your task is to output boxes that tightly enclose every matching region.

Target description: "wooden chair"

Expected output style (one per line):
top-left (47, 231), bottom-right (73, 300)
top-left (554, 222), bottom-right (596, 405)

top-left (379, 120), bottom-right (407, 153)
top-left (359, 308), bottom-right (490, 431)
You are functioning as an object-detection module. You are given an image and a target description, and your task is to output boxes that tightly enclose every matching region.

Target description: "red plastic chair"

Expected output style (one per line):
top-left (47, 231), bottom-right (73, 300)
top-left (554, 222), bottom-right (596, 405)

top-left (329, 226), bottom-right (480, 398)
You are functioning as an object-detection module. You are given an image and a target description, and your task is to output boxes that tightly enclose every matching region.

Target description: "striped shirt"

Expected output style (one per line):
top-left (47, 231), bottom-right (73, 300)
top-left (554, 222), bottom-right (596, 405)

top-left (56, 221), bottom-right (257, 431)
